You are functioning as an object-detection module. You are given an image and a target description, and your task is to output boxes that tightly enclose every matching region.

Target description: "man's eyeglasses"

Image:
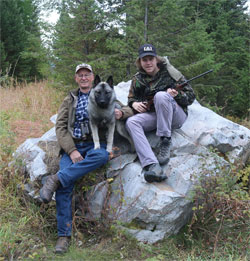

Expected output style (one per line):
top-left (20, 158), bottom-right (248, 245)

top-left (77, 73), bottom-right (92, 78)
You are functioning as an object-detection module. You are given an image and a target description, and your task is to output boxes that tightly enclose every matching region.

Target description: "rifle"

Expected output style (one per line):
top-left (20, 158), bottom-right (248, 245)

top-left (142, 69), bottom-right (213, 111)
top-left (175, 69), bottom-right (213, 91)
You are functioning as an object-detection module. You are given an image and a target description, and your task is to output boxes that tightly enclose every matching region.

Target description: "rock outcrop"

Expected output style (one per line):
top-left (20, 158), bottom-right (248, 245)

top-left (14, 80), bottom-right (250, 243)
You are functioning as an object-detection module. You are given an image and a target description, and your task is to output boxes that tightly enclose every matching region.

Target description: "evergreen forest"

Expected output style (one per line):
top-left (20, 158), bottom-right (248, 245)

top-left (1, 0), bottom-right (249, 117)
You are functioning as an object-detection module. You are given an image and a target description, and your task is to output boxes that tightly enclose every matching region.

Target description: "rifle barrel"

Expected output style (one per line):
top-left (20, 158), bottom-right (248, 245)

top-left (187, 69), bottom-right (213, 83)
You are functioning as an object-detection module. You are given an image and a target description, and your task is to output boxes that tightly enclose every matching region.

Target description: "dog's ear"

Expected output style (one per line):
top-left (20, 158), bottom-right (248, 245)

top-left (94, 75), bottom-right (101, 87)
top-left (106, 76), bottom-right (113, 88)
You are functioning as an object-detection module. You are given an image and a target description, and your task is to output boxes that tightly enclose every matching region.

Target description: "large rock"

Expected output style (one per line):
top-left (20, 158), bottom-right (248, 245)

top-left (181, 100), bottom-right (250, 165)
top-left (105, 130), bottom-right (230, 243)
top-left (14, 125), bottom-right (58, 182)
top-left (14, 81), bottom-right (250, 243)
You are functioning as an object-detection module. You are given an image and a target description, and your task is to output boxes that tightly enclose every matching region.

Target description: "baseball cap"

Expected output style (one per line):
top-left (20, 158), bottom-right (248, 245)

top-left (75, 63), bottom-right (93, 73)
top-left (138, 44), bottom-right (157, 58)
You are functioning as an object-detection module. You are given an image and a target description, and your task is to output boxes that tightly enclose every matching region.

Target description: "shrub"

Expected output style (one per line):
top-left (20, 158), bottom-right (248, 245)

top-left (188, 164), bottom-right (250, 258)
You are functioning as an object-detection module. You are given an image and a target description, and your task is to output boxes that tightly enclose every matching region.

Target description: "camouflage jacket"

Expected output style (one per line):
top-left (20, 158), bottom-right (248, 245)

top-left (128, 58), bottom-right (195, 114)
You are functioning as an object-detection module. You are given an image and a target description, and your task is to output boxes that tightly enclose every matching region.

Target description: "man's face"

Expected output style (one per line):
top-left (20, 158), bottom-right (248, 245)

top-left (140, 56), bottom-right (159, 76)
top-left (75, 68), bottom-right (94, 93)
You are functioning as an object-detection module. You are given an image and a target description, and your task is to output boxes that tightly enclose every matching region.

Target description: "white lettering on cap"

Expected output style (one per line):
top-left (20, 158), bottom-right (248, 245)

top-left (144, 46), bottom-right (153, 51)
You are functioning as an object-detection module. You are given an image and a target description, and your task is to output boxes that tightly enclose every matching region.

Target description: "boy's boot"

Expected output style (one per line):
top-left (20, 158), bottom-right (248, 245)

top-left (157, 137), bottom-right (172, 165)
top-left (144, 163), bottom-right (167, 183)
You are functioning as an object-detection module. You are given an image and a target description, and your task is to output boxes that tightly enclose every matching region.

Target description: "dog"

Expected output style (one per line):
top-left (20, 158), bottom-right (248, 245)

top-left (88, 75), bottom-right (116, 153)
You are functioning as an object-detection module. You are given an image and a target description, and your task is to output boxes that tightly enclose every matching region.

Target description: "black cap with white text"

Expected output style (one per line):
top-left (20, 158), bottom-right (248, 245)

top-left (138, 44), bottom-right (157, 58)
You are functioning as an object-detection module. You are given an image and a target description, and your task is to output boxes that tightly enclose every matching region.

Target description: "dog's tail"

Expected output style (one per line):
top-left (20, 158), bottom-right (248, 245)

top-left (116, 120), bottom-right (135, 152)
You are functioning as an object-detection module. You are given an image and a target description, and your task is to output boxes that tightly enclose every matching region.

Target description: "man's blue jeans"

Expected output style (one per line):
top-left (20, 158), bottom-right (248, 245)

top-left (55, 142), bottom-right (109, 237)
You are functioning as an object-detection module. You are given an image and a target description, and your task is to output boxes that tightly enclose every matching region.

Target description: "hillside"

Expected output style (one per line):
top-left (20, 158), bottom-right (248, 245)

top-left (0, 81), bottom-right (249, 260)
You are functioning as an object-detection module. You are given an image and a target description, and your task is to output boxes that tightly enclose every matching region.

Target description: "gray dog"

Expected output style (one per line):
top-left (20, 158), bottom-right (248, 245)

top-left (88, 75), bottom-right (116, 153)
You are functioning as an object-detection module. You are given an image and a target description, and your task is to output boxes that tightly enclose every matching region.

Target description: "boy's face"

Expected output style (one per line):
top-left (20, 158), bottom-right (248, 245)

top-left (140, 56), bottom-right (159, 76)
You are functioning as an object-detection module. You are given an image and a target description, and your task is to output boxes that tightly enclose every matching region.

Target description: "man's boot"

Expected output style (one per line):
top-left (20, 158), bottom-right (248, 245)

top-left (157, 137), bottom-right (172, 165)
top-left (40, 174), bottom-right (60, 203)
top-left (144, 163), bottom-right (167, 183)
top-left (55, 236), bottom-right (71, 254)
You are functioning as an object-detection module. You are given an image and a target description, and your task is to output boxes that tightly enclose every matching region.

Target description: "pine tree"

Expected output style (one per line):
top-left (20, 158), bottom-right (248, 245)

top-left (0, 0), bottom-right (26, 76)
top-left (105, 0), bottom-right (152, 81)
top-left (52, 0), bottom-right (112, 84)
top-left (182, 0), bottom-right (249, 117)
top-left (0, 0), bottom-right (48, 81)
top-left (146, 0), bottom-right (186, 53)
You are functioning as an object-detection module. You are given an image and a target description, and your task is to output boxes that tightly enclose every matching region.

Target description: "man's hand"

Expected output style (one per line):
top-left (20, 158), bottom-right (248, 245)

top-left (132, 102), bottom-right (148, 113)
top-left (70, 150), bottom-right (84, 163)
top-left (167, 88), bottom-right (178, 97)
top-left (115, 108), bottom-right (123, 120)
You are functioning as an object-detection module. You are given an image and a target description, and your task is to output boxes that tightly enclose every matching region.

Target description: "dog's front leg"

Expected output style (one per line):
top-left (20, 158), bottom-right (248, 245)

top-left (89, 121), bottom-right (100, 150)
top-left (106, 122), bottom-right (115, 153)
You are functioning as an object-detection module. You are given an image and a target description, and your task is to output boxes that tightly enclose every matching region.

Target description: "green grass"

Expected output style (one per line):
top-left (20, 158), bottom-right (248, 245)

top-left (0, 112), bottom-right (15, 158)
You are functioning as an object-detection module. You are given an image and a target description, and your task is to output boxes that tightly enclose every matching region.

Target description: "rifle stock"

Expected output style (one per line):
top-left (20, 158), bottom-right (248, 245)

top-left (175, 69), bottom-right (213, 91)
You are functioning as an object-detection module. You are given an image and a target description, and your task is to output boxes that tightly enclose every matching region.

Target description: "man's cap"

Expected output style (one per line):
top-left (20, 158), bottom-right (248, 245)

top-left (138, 44), bottom-right (157, 58)
top-left (75, 63), bottom-right (93, 73)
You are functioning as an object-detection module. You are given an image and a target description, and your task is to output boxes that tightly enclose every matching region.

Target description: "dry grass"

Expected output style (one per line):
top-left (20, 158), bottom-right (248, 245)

top-left (0, 81), bottom-right (58, 115)
top-left (0, 81), bottom-right (65, 259)
top-left (0, 81), bottom-right (64, 146)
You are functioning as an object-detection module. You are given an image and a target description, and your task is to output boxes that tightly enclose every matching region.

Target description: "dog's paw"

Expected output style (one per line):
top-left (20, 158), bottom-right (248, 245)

top-left (109, 151), bottom-right (114, 160)
top-left (108, 147), bottom-right (121, 160)
top-left (94, 145), bottom-right (101, 150)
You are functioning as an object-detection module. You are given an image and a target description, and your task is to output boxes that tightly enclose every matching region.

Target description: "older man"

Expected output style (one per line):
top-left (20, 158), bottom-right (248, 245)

top-left (40, 63), bottom-right (109, 253)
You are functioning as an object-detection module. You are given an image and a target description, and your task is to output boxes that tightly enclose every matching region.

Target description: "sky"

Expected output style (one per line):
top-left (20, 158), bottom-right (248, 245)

top-left (40, 10), bottom-right (59, 25)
